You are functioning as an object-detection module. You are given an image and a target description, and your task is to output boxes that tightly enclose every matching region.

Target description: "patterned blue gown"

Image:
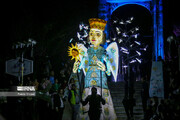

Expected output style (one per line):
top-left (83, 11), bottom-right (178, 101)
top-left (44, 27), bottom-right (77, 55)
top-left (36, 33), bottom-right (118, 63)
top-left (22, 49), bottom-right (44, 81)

top-left (84, 46), bottom-right (109, 89)
top-left (78, 46), bottom-right (117, 120)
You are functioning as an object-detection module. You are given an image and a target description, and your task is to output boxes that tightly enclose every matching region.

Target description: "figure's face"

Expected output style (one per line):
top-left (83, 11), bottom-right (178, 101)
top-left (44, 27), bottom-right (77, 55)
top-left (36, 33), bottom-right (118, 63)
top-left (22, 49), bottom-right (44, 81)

top-left (89, 28), bottom-right (103, 47)
top-left (72, 49), bottom-right (79, 57)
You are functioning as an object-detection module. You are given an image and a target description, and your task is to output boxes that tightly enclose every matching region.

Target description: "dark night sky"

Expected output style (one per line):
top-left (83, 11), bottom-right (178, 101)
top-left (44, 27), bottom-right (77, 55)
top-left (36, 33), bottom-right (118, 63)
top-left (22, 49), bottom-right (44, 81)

top-left (2, 0), bottom-right (99, 46)
top-left (1, 0), bottom-right (179, 51)
top-left (0, 0), bottom-right (179, 83)
top-left (1, 1), bottom-right (99, 52)
top-left (0, 0), bottom-right (100, 82)
top-left (2, 0), bottom-right (99, 51)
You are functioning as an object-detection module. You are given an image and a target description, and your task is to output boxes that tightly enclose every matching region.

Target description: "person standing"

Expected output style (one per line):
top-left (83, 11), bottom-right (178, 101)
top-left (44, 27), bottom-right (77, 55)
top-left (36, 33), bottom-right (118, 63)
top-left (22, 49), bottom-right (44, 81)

top-left (141, 76), bottom-right (149, 119)
top-left (68, 84), bottom-right (80, 120)
top-left (49, 70), bottom-right (55, 84)
top-left (51, 79), bottom-right (61, 93)
top-left (81, 86), bottom-right (105, 120)
top-left (53, 88), bottom-right (65, 120)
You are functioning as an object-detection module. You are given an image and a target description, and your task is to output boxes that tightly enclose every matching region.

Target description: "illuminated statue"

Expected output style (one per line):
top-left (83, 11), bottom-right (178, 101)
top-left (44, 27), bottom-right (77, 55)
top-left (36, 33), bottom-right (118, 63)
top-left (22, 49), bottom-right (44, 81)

top-left (68, 18), bottom-right (118, 120)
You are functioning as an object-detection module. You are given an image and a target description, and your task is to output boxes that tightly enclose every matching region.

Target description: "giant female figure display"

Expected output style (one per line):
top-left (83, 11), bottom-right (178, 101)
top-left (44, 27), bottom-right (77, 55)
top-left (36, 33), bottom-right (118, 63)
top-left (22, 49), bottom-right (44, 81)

top-left (71, 18), bottom-right (118, 120)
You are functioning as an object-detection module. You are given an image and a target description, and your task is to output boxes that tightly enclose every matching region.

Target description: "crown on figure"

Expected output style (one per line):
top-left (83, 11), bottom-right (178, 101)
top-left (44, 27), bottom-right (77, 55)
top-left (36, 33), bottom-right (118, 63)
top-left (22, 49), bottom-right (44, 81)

top-left (89, 18), bottom-right (107, 31)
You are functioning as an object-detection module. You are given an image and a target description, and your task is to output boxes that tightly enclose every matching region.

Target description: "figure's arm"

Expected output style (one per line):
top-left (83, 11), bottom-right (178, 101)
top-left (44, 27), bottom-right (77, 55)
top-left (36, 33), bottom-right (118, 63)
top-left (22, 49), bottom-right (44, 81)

top-left (78, 56), bottom-right (86, 71)
top-left (104, 53), bottom-right (111, 76)
top-left (72, 55), bottom-right (86, 73)
top-left (72, 43), bottom-right (87, 73)
top-left (97, 61), bottom-right (106, 71)
top-left (72, 61), bottom-right (81, 73)
top-left (96, 53), bottom-right (111, 75)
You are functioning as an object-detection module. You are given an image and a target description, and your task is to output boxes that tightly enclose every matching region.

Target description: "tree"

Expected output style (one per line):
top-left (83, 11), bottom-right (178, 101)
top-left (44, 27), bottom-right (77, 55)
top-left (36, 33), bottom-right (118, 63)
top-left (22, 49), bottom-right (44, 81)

top-left (110, 17), bottom-right (148, 119)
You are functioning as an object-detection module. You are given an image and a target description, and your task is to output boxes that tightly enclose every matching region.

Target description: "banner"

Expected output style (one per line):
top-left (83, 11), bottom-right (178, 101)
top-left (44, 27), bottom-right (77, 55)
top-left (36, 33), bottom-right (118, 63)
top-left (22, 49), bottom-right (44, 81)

top-left (149, 61), bottom-right (164, 98)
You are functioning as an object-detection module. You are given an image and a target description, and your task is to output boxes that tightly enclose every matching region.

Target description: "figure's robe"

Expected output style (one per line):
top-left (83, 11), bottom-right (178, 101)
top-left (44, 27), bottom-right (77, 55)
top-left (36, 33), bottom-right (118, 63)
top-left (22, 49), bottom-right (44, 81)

top-left (78, 46), bottom-right (117, 120)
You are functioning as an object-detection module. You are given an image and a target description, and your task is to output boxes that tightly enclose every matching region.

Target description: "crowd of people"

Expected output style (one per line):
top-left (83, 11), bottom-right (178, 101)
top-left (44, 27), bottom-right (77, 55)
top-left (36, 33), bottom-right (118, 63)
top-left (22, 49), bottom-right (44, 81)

top-left (140, 58), bottom-right (180, 120)
top-left (0, 62), bottom-right (78, 120)
top-left (0, 37), bottom-right (180, 120)
top-left (0, 62), bottom-right (107, 120)
top-left (0, 60), bottom-right (180, 120)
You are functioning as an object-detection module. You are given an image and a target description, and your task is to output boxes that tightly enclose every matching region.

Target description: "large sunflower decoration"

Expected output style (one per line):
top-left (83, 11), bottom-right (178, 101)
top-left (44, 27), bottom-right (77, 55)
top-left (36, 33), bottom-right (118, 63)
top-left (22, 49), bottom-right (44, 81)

top-left (68, 43), bottom-right (82, 62)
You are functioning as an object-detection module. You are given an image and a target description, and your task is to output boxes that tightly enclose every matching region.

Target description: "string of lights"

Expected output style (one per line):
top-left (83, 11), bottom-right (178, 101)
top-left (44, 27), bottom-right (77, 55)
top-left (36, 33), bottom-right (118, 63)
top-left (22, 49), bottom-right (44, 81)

top-left (111, 17), bottom-right (148, 68)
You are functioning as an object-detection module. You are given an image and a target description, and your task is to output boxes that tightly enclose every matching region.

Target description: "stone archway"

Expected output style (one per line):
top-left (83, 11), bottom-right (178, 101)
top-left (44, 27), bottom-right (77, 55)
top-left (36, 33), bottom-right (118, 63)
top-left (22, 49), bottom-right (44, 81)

top-left (111, 4), bottom-right (153, 81)
top-left (98, 0), bottom-right (164, 60)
